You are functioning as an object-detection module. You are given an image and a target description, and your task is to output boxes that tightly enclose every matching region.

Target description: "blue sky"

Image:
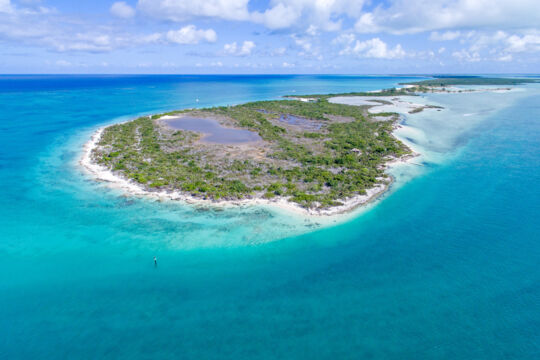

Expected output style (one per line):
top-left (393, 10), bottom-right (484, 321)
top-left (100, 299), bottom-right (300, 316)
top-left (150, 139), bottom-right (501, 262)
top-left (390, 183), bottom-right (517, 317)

top-left (0, 0), bottom-right (539, 74)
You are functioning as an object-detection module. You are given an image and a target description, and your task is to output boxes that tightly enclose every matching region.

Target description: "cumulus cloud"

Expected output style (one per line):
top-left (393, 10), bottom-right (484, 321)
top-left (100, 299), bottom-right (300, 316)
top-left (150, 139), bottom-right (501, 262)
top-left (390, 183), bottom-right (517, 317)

top-left (137, 0), bottom-right (250, 22)
top-left (291, 35), bottom-right (322, 58)
top-left (306, 25), bottom-right (318, 36)
top-left (355, 0), bottom-right (540, 34)
top-left (52, 33), bottom-right (114, 52)
top-left (110, 2), bottom-right (135, 19)
top-left (0, 2), bottom-right (121, 52)
top-left (1, 0), bottom-right (538, 71)
top-left (332, 33), bottom-right (355, 45)
top-left (339, 36), bottom-right (406, 59)
top-left (293, 36), bottom-right (312, 53)
top-left (166, 25), bottom-right (217, 45)
top-left (138, 0), bottom-right (539, 35)
top-left (454, 30), bottom-right (540, 61)
top-left (138, 0), bottom-right (366, 32)
top-left (251, 3), bottom-right (299, 30)
top-left (252, 0), bottom-right (366, 30)
top-left (0, 0), bottom-right (12, 13)
top-left (0, 0), bottom-right (54, 16)
top-left (452, 49), bottom-right (481, 62)
top-left (505, 33), bottom-right (540, 53)
top-left (224, 40), bottom-right (255, 56)
top-left (0, 2), bottom-right (217, 54)
top-left (468, 31), bottom-right (508, 52)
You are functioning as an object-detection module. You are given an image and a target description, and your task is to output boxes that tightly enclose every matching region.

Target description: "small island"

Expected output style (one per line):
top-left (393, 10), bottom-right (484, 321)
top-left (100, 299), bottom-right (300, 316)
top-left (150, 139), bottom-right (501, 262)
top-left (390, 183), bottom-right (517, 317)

top-left (83, 77), bottom-right (538, 214)
top-left (401, 76), bottom-right (538, 87)
top-left (82, 89), bottom-right (435, 215)
top-left (397, 76), bottom-right (538, 94)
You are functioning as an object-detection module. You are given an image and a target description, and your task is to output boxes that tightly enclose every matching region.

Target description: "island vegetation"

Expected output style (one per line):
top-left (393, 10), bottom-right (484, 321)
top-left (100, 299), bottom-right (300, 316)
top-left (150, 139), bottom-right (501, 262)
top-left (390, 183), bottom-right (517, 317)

top-left (91, 91), bottom-right (413, 210)
top-left (401, 76), bottom-right (538, 87)
top-left (285, 87), bottom-right (416, 100)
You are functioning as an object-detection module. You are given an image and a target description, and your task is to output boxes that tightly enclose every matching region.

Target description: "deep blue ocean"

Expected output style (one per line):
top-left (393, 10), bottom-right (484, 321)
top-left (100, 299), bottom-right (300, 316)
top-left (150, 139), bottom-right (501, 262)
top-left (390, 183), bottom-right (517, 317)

top-left (0, 75), bottom-right (539, 359)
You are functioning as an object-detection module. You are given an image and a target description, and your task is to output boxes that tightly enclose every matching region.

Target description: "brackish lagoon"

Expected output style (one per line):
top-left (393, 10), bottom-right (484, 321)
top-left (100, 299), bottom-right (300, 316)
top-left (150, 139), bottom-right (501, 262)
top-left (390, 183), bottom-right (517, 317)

top-left (165, 116), bottom-right (262, 144)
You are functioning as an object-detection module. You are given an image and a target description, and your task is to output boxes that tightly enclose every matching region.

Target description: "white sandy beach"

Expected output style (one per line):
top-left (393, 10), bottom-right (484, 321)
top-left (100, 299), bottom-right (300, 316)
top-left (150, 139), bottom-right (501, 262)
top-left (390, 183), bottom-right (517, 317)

top-left (329, 95), bottom-right (428, 114)
top-left (80, 127), bottom-right (400, 217)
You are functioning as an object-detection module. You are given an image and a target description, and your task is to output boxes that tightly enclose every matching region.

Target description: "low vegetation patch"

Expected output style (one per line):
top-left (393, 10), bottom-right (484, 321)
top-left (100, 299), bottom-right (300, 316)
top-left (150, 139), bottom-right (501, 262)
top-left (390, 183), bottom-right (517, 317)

top-left (92, 92), bottom-right (411, 209)
top-left (401, 77), bottom-right (538, 87)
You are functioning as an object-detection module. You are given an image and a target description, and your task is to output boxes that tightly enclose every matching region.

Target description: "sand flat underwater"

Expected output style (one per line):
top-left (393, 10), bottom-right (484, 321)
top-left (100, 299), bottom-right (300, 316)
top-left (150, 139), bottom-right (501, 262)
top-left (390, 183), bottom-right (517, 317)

top-left (0, 75), bottom-right (539, 359)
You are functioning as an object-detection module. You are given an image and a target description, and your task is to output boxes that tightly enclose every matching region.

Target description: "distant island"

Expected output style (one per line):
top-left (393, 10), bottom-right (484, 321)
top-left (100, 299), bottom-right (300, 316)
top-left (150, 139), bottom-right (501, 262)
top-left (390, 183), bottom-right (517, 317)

top-left (401, 76), bottom-right (538, 87)
top-left (83, 82), bottom-right (519, 215)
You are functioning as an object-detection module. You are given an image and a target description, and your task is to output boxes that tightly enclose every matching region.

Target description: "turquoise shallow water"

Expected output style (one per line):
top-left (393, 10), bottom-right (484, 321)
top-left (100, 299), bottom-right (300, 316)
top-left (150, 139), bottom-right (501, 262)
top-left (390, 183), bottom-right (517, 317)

top-left (0, 75), bottom-right (539, 359)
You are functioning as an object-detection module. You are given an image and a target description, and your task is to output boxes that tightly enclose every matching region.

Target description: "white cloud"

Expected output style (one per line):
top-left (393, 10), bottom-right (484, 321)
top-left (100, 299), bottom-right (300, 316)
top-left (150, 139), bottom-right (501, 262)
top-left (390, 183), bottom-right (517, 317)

top-left (0, 0), bottom-right (12, 13)
top-left (166, 25), bottom-right (217, 45)
top-left (0, 3), bottom-right (217, 54)
top-left (251, 3), bottom-right (299, 29)
top-left (306, 25), bottom-right (318, 36)
top-left (291, 35), bottom-right (322, 58)
top-left (137, 0), bottom-right (250, 22)
top-left (505, 33), bottom-right (540, 53)
top-left (1, 1), bottom-right (55, 16)
top-left (282, 62), bottom-right (295, 68)
top-left (223, 42), bottom-right (235, 53)
top-left (452, 49), bottom-right (481, 62)
top-left (468, 31), bottom-right (507, 52)
top-left (138, 0), bottom-right (366, 32)
top-left (430, 31), bottom-right (461, 41)
top-left (110, 2), bottom-right (135, 19)
top-left (224, 40), bottom-right (255, 56)
top-left (251, 0), bottom-right (366, 31)
top-left (1, 0), bottom-right (538, 71)
top-left (53, 33), bottom-right (113, 52)
top-left (339, 36), bottom-right (406, 59)
top-left (0, 3), bottom-right (123, 52)
top-left (354, 13), bottom-right (378, 33)
top-left (459, 30), bottom-right (540, 62)
top-left (332, 33), bottom-right (355, 45)
top-left (294, 36), bottom-right (312, 53)
top-left (355, 0), bottom-right (540, 34)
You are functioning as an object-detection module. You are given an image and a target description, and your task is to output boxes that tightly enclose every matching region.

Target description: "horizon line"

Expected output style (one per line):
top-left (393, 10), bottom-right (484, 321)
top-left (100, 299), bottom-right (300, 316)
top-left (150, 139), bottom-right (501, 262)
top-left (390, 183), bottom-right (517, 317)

top-left (1, 73), bottom-right (539, 76)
